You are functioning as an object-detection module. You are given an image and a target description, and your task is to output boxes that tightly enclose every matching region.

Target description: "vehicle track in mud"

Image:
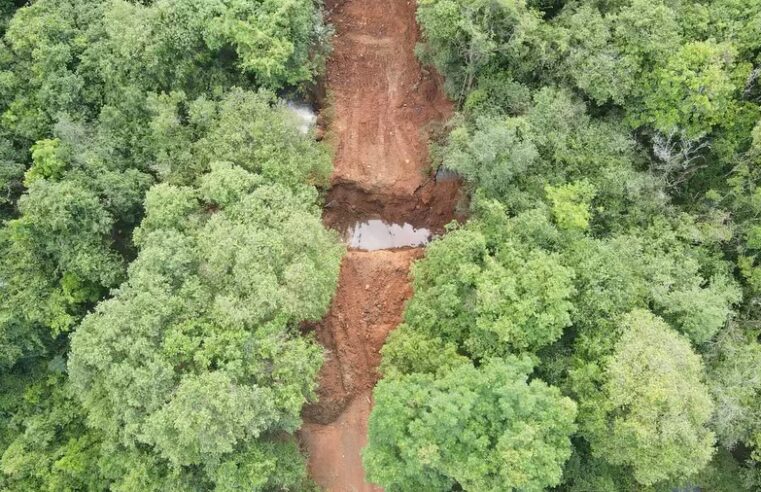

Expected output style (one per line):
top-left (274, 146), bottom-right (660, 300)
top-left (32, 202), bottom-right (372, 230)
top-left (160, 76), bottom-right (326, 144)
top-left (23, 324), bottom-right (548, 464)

top-left (298, 1), bottom-right (458, 490)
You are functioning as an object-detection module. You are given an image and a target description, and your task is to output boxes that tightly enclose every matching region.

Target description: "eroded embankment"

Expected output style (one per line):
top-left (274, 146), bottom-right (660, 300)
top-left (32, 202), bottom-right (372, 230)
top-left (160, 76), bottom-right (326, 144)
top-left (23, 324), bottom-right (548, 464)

top-left (323, 180), bottom-right (461, 236)
top-left (298, 0), bottom-right (458, 490)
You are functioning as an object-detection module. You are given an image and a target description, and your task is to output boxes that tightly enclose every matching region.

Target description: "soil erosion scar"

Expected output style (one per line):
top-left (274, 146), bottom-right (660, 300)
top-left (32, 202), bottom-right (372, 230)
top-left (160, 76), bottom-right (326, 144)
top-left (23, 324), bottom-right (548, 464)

top-left (298, 1), bottom-right (457, 490)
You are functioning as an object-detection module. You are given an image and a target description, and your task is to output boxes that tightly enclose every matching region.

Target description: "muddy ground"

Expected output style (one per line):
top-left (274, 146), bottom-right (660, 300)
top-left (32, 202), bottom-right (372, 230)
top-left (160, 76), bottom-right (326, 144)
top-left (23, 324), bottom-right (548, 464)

top-left (299, 251), bottom-right (420, 491)
top-left (298, 0), bottom-right (458, 490)
top-left (302, 249), bottom-right (423, 425)
top-left (320, 0), bottom-right (451, 195)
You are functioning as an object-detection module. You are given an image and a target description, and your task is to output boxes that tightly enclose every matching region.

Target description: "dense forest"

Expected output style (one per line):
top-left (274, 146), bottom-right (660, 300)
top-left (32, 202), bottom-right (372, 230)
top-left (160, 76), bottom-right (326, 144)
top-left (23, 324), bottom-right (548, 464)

top-left (2, 0), bottom-right (761, 491)
top-left (0, 0), bottom-right (342, 489)
top-left (364, 0), bottom-right (761, 490)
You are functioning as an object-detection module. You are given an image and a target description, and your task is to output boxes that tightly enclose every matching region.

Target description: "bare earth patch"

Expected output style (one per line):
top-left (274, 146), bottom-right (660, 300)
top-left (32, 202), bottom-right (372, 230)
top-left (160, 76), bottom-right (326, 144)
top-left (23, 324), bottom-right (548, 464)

top-left (298, 0), bottom-right (457, 490)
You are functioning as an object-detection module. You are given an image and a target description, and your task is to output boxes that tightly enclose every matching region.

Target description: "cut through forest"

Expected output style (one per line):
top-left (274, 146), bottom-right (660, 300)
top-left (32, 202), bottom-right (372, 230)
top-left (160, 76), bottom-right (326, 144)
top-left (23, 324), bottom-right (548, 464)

top-left (298, 0), bottom-right (459, 489)
top-left (4, 0), bottom-right (761, 490)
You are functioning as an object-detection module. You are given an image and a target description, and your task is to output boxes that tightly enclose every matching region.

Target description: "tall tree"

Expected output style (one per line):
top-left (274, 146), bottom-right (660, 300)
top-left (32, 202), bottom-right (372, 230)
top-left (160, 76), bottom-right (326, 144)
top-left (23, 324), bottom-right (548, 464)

top-left (364, 357), bottom-right (577, 492)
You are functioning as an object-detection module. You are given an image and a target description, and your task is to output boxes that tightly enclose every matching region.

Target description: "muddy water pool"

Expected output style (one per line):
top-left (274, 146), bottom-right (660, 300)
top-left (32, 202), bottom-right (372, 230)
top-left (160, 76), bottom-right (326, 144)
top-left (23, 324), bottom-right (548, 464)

top-left (342, 219), bottom-right (432, 251)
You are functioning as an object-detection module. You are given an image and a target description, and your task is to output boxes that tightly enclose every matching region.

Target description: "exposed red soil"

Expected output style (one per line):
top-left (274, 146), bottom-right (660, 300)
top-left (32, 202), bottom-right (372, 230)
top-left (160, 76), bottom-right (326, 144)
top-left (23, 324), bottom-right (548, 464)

top-left (322, 0), bottom-right (452, 196)
top-left (299, 0), bottom-right (457, 490)
top-left (300, 391), bottom-right (382, 492)
top-left (302, 249), bottom-right (422, 425)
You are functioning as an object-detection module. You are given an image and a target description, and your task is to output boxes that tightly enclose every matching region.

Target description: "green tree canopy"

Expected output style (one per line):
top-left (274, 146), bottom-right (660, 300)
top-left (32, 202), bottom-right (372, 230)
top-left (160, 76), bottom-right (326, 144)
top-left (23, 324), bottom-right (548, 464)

top-left (395, 205), bottom-right (575, 361)
top-left (68, 162), bottom-right (342, 487)
top-left (586, 310), bottom-right (716, 486)
top-left (364, 357), bottom-right (577, 492)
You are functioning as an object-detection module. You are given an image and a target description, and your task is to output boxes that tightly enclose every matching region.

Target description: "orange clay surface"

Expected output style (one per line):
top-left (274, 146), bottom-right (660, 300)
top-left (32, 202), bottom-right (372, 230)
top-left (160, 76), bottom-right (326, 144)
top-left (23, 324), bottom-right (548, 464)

top-left (298, 1), bottom-right (457, 490)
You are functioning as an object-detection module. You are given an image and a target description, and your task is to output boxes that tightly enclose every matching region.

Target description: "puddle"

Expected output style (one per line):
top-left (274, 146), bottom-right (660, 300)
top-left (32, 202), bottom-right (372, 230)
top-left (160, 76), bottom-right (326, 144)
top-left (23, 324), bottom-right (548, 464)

top-left (342, 219), bottom-right (431, 251)
top-left (285, 101), bottom-right (317, 135)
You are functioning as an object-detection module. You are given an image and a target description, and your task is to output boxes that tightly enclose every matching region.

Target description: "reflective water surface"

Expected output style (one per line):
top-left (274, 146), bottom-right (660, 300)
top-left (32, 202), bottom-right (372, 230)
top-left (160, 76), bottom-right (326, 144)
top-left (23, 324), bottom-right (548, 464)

top-left (343, 219), bottom-right (431, 251)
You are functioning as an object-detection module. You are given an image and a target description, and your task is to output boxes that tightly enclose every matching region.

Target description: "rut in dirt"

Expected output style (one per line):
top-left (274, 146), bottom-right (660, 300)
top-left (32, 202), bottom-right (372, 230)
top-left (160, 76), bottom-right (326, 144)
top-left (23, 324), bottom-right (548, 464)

top-left (297, 0), bottom-right (460, 491)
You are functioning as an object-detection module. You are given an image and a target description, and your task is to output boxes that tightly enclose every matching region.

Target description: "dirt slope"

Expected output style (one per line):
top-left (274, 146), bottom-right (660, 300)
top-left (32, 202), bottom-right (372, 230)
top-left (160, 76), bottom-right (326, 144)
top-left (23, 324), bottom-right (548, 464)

top-left (323, 0), bottom-right (452, 196)
top-left (300, 250), bottom-right (421, 492)
top-left (301, 392), bottom-right (379, 492)
top-left (299, 0), bottom-right (455, 490)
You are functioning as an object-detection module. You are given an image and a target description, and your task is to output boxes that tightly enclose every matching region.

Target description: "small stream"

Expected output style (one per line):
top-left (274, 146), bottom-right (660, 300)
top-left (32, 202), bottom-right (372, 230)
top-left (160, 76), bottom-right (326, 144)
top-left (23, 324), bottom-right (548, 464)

top-left (285, 100), bottom-right (317, 135)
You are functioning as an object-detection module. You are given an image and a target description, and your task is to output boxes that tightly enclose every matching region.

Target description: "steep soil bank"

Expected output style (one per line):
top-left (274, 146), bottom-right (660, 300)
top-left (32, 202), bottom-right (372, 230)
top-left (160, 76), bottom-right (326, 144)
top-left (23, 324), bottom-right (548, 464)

top-left (299, 0), bottom-right (456, 490)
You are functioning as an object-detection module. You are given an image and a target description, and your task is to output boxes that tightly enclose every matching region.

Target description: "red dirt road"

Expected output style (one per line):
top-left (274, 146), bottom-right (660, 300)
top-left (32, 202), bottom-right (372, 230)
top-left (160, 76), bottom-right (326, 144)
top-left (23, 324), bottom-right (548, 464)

top-left (302, 250), bottom-right (423, 426)
top-left (323, 0), bottom-right (451, 196)
top-left (301, 391), bottom-right (380, 492)
top-left (301, 250), bottom-right (422, 491)
top-left (299, 0), bottom-right (455, 490)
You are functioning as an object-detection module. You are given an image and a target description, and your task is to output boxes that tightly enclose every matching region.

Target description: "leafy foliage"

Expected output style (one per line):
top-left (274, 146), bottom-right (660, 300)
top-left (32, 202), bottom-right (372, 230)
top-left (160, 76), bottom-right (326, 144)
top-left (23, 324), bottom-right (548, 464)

top-left (365, 357), bottom-right (577, 492)
top-left (395, 206), bottom-right (575, 360)
top-left (0, 364), bottom-right (107, 492)
top-left (67, 163), bottom-right (341, 486)
top-left (705, 325), bottom-right (761, 450)
top-left (633, 41), bottom-right (750, 137)
top-left (0, 0), bottom-right (337, 489)
top-left (365, 0), bottom-right (761, 489)
top-left (587, 310), bottom-right (715, 486)
top-left (0, 0), bottom-right (331, 370)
